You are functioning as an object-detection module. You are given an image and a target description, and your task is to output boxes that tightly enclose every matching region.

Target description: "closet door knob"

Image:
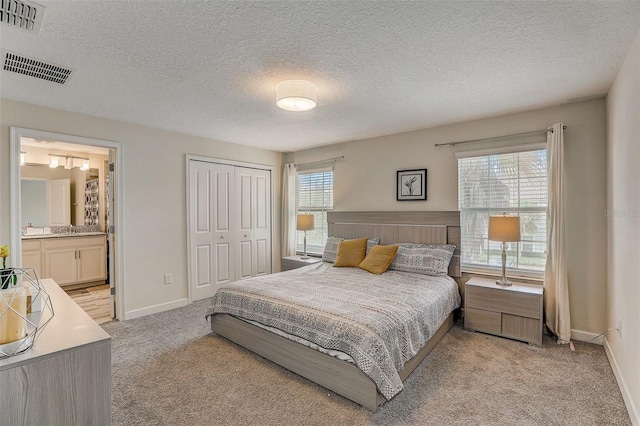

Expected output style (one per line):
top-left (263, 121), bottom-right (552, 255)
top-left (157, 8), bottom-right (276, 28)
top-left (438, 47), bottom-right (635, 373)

top-left (220, 236), bottom-right (224, 239)
top-left (244, 234), bottom-right (248, 238)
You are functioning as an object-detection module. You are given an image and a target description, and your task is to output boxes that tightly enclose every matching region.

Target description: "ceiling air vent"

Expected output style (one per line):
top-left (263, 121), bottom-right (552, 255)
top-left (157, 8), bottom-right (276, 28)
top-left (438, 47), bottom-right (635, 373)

top-left (3, 51), bottom-right (75, 84)
top-left (0, 0), bottom-right (46, 33)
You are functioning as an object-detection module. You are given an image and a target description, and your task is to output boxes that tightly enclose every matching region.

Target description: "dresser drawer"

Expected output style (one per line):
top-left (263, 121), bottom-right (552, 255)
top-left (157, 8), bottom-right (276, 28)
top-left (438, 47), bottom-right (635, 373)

top-left (465, 307), bottom-right (502, 334)
top-left (466, 285), bottom-right (541, 319)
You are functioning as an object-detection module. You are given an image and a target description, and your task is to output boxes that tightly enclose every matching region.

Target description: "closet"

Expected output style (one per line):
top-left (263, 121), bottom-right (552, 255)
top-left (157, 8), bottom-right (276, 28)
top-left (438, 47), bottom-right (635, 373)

top-left (188, 159), bottom-right (272, 301)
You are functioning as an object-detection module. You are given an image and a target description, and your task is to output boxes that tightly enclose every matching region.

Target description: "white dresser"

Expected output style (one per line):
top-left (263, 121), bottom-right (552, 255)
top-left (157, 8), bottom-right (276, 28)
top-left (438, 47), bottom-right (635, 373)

top-left (0, 278), bottom-right (111, 425)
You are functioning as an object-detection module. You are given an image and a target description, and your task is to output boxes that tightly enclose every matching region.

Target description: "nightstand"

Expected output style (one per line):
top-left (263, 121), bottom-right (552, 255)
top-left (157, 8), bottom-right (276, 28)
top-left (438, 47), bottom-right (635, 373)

top-left (464, 276), bottom-right (543, 346)
top-left (281, 255), bottom-right (322, 271)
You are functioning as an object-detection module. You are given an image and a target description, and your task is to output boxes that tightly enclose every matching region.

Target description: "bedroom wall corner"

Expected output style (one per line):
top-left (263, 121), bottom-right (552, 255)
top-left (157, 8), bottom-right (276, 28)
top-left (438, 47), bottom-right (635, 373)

top-left (605, 26), bottom-right (640, 426)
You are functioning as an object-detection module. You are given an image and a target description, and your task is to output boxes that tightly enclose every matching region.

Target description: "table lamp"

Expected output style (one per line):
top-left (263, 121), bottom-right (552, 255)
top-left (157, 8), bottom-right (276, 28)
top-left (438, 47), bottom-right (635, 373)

top-left (488, 214), bottom-right (521, 286)
top-left (296, 214), bottom-right (315, 260)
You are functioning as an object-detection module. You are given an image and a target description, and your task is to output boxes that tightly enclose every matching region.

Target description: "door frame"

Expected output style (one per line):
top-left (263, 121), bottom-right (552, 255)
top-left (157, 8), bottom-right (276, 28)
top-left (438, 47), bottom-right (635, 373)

top-left (185, 154), bottom-right (274, 303)
top-left (10, 127), bottom-right (126, 321)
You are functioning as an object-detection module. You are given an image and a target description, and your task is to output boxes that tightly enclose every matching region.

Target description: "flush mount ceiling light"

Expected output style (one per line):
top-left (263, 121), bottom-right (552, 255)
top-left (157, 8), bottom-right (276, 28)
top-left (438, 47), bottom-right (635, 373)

top-left (276, 80), bottom-right (317, 112)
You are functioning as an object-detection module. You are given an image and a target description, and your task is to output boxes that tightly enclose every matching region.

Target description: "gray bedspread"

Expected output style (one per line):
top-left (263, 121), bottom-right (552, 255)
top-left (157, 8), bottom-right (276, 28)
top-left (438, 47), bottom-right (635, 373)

top-left (206, 262), bottom-right (460, 400)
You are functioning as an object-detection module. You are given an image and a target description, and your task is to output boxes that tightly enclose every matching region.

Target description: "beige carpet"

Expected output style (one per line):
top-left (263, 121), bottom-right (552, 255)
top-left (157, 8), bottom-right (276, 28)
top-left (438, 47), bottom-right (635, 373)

top-left (102, 299), bottom-right (630, 426)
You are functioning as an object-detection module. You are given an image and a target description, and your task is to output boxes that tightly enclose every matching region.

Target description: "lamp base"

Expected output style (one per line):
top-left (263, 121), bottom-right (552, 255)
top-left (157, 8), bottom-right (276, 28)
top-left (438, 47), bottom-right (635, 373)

top-left (495, 278), bottom-right (513, 287)
top-left (496, 243), bottom-right (513, 286)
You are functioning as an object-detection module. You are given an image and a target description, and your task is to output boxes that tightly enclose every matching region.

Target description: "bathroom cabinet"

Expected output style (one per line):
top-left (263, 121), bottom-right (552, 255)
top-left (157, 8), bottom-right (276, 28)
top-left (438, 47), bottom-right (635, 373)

top-left (22, 235), bottom-right (107, 286)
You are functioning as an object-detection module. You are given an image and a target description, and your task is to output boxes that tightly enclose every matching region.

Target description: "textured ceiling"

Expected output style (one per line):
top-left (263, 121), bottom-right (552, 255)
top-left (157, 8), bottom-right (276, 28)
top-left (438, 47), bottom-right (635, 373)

top-left (1, 1), bottom-right (639, 152)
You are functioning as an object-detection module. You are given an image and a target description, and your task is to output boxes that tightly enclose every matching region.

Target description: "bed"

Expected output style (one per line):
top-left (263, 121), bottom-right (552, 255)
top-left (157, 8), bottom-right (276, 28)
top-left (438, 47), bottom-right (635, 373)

top-left (206, 211), bottom-right (462, 411)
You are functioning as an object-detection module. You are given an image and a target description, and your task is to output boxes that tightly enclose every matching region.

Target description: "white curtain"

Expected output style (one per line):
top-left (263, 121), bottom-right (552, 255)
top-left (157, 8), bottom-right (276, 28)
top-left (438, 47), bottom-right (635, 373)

top-left (281, 163), bottom-right (297, 257)
top-left (544, 123), bottom-right (571, 343)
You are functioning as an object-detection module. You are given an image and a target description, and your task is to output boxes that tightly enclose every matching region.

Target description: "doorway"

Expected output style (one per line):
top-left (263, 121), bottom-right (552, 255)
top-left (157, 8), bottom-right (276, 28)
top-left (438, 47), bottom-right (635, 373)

top-left (9, 127), bottom-right (124, 321)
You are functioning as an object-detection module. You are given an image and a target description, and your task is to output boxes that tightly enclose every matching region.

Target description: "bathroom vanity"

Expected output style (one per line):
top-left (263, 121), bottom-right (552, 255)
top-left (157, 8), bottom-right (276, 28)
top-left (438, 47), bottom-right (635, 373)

top-left (22, 233), bottom-right (107, 287)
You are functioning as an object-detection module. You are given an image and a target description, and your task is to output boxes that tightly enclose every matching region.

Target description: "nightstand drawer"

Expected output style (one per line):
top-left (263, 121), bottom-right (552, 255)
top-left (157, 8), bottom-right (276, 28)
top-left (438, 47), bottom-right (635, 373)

top-left (281, 256), bottom-right (322, 271)
top-left (465, 308), bottom-right (502, 334)
top-left (502, 314), bottom-right (542, 345)
top-left (464, 277), bottom-right (543, 346)
top-left (466, 285), bottom-right (540, 319)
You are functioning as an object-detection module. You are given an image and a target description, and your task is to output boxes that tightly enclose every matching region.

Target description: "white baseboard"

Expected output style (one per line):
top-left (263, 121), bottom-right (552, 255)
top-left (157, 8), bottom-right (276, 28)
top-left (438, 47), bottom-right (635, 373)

top-left (570, 328), bottom-right (604, 345)
top-left (124, 298), bottom-right (189, 320)
top-left (604, 337), bottom-right (639, 426)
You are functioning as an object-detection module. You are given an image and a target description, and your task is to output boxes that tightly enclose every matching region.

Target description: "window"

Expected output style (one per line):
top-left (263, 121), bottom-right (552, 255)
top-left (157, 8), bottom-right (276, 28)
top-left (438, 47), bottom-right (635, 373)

top-left (296, 169), bottom-right (333, 255)
top-left (458, 147), bottom-right (547, 275)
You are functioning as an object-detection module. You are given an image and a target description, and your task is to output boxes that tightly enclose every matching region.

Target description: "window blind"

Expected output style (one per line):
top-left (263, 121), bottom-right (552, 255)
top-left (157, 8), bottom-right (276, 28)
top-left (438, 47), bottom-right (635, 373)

top-left (458, 148), bottom-right (548, 274)
top-left (296, 170), bottom-right (333, 254)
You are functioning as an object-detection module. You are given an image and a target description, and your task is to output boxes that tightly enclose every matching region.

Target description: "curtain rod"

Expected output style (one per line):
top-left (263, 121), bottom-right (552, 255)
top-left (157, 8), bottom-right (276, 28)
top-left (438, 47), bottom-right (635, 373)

top-left (434, 126), bottom-right (567, 148)
top-left (294, 156), bottom-right (344, 167)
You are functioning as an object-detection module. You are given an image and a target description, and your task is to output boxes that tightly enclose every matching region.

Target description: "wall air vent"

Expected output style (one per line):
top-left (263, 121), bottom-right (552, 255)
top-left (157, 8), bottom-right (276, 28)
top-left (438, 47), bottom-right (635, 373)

top-left (3, 51), bottom-right (75, 84)
top-left (0, 0), bottom-right (45, 33)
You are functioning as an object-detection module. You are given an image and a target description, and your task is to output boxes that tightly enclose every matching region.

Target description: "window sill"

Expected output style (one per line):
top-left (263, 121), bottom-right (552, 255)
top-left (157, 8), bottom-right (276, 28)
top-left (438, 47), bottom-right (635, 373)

top-left (295, 251), bottom-right (322, 258)
top-left (462, 266), bottom-right (544, 284)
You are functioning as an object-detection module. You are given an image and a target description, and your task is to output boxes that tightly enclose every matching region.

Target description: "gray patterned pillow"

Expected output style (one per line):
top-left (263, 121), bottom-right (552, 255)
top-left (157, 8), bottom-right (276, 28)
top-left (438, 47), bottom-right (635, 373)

top-left (389, 244), bottom-right (456, 276)
top-left (322, 237), bottom-right (344, 263)
top-left (366, 238), bottom-right (380, 254)
top-left (323, 237), bottom-right (380, 263)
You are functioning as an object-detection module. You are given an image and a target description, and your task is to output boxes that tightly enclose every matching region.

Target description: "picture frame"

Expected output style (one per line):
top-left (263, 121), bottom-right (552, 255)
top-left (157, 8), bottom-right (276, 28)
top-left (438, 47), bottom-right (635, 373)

top-left (397, 169), bottom-right (427, 201)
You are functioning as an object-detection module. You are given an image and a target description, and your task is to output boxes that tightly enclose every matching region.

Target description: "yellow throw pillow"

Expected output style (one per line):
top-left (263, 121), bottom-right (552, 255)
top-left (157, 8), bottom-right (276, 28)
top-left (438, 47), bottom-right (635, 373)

top-left (334, 238), bottom-right (368, 267)
top-left (359, 245), bottom-right (399, 275)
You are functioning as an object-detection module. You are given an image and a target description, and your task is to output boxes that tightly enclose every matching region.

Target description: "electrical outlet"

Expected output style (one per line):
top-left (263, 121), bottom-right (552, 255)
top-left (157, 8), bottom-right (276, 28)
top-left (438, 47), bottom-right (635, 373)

top-left (164, 273), bottom-right (173, 285)
top-left (617, 318), bottom-right (622, 338)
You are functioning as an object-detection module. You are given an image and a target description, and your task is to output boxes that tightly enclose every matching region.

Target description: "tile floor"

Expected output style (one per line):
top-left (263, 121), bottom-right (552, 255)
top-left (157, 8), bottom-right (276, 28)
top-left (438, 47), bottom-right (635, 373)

top-left (65, 284), bottom-right (113, 324)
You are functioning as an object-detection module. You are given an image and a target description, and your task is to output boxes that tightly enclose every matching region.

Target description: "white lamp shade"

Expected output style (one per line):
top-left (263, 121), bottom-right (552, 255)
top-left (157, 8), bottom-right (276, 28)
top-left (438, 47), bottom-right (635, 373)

top-left (488, 215), bottom-right (521, 242)
top-left (276, 80), bottom-right (317, 111)
top-left (296, 214), bottom-right (315, 231)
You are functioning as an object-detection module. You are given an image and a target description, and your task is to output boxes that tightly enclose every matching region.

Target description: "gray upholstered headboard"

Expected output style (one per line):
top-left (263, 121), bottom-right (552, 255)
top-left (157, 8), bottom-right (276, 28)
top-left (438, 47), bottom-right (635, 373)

top-left (327, 211), bottom-right (461, 278)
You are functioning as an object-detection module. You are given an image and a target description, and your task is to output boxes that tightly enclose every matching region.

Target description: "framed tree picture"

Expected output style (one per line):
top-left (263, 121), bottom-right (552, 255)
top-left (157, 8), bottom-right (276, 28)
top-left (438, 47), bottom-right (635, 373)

top-left (397, 169), bottom-right (427, 201)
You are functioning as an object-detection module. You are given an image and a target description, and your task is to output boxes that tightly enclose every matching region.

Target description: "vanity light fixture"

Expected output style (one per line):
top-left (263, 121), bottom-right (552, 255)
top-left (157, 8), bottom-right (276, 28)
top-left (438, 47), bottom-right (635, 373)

top-left (47, 154), bottom-right (90, 169)
top-left (20, 152), bottom-right (26, 166)
top-left (276, 80), bottom-right (317, 112)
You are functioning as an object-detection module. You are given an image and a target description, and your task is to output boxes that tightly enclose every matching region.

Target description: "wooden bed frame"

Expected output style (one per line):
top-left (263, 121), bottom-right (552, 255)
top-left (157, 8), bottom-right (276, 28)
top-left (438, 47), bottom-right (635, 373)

top-left (210, 211), bottom-right (461, 411)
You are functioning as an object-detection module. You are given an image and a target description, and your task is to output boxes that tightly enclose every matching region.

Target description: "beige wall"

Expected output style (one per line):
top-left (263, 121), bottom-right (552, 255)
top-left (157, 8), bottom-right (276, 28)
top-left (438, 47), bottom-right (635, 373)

top-left (286, 98), bottom-right (608, 338)
top-left (606, 28), bottom-right (640, 424)
top-left (0, 99), bottom-right (282, 318)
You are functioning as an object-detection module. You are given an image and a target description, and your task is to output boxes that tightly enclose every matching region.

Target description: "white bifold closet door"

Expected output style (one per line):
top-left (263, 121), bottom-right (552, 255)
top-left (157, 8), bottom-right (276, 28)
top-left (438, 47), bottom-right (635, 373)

top-left (189, 160), bottom-right (271, 301)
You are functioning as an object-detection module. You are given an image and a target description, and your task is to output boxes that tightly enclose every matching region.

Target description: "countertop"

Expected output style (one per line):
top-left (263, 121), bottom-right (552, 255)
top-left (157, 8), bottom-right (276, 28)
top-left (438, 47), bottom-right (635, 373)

top-left (22, 232), bottom-right (107, 240)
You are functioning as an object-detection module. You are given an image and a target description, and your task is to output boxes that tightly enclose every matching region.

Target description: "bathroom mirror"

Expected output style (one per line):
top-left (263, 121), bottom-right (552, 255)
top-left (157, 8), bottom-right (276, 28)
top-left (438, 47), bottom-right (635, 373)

top-left (20, 166), bottom-right (100, 227)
